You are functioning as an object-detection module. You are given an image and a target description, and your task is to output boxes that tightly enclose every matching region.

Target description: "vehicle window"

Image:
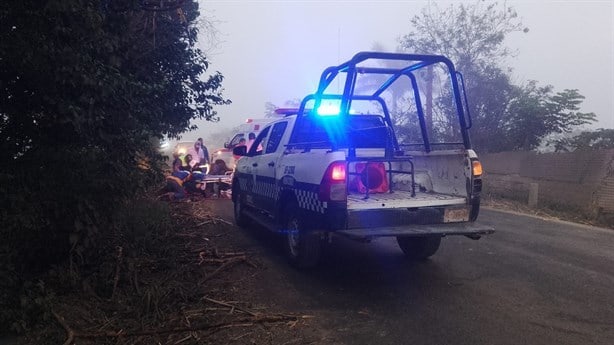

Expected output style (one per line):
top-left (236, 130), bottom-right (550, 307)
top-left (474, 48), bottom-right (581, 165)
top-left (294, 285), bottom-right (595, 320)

top-left (228, 133), bottom-right (245, 147)
top-left (289, 115), bottom-right (387, 148)
top-left (265, 122), bottom-right (288, 154)
top-left (248, 126), bottom-right (270, 156)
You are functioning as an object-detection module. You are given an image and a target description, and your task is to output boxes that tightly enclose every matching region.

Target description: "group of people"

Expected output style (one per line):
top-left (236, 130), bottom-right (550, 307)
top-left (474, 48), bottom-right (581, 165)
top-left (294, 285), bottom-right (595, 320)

top-left (161, 138), bottom-right (233, 201)
top-left (183, 138), bottom-right (209, 171)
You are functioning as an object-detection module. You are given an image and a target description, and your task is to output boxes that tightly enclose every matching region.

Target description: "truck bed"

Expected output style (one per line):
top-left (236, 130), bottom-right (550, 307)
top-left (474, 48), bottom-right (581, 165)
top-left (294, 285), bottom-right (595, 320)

top-left (347, 190), bottom-right (466, 210)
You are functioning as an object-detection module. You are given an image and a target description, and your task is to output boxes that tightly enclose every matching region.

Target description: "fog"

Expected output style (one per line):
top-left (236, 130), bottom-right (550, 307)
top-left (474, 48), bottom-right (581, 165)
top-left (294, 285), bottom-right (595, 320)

top-left (191, 0), bottom-right (613, 145)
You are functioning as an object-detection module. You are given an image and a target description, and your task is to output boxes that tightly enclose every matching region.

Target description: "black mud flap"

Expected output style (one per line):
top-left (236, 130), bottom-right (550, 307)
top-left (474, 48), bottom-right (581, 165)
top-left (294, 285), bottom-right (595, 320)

top-left (335, 222), bottom-right (494, 241)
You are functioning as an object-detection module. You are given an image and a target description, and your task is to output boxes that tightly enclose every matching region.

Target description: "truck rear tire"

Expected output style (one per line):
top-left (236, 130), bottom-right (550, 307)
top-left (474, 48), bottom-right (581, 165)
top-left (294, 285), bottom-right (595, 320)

top-left (233, 184), bottom-right (249, 228)
top-left (283, 204), bottom-right (321, 269)
top-left (396, 236), bottom-right (441, 260)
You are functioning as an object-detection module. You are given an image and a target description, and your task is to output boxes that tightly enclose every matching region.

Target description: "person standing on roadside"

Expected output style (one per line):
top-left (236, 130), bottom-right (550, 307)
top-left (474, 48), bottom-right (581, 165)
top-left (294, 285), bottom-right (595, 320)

top-left (246, 132), bottom-right (256, 152)
top-left (233, 137), bottom-right (247, 160)
top-left (197, 137), bottom-right (210, 165)
top-left (188, 140), bottom-right (206, 169)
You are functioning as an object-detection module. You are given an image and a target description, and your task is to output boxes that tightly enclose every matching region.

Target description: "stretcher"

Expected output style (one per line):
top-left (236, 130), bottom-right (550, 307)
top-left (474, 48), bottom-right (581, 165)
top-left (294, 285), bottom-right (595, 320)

top-left (200, 174), bottom-right (232, 184)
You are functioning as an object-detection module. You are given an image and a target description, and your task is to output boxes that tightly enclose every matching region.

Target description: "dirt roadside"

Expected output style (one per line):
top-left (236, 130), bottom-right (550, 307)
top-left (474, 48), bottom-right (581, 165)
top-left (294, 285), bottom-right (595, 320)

top-left (481, 195), bottom-right (613, 230)
top-left (15, 193), bottom-right (610, 345)
top-left (16, 198), bottom-right (338, 345)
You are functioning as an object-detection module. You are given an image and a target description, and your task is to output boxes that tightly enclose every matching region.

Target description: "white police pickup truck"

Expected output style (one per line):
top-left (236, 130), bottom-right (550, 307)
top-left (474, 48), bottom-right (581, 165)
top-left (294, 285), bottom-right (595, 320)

top-left (232, 52), bottom-right (494, 268)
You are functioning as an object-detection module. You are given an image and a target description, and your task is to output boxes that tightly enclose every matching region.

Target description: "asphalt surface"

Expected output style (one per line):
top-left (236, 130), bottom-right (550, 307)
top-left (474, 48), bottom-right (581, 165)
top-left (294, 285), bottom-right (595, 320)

top-left (210, 199), bottom-right (614, 345)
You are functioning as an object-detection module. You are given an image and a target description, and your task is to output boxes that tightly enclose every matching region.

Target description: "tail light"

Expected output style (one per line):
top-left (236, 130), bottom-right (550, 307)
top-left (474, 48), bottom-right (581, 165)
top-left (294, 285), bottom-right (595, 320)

top-left (472, 160), bottom-right (483, 177)
top-left (471, 158), bottom-right (483, 194)
top-left (319, 161), bottom-right (347, 201)
top-left (468, 155), bottom-right (483, 221)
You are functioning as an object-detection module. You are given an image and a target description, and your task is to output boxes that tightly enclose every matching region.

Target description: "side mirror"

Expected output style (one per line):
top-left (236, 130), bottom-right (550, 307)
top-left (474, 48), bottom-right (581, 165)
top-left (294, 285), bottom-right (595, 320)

top-left (233, 145), bottom-right (247, 157)
top-left (223, 141), bottom-right (230, 149)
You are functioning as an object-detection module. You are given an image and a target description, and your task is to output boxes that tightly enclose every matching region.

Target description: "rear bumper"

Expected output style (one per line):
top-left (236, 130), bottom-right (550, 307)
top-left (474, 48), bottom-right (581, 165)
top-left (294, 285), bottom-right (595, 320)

top-left (335, 222), bottom-right (494, 240)
top-left (318, 204), bottom-right (494, 240)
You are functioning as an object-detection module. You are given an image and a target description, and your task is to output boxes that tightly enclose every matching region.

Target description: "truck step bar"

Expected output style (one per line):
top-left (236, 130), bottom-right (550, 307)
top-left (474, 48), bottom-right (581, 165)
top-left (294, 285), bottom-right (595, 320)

top-left (335, 222), bottom-right (494, 241)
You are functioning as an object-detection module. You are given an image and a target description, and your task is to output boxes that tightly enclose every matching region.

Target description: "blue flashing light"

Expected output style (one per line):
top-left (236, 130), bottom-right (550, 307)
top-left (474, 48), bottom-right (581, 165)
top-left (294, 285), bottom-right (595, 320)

top-left (316, 104), bottom-right (340, 116)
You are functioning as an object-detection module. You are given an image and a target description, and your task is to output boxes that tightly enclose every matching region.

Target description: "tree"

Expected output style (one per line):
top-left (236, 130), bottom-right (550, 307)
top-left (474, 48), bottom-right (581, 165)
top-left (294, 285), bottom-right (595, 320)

top-left (399, 1), bottom-right (528, 152)
top-left (550, 128), bottom-right (614, 152)
top-left (0, 0), bottom-right (229, 330)
top-left (503, 84), bottom-right (596, 151)
top-left (400, 1), bottom-right (527, 73)
top-left (399, 1), bottom-right (597, 152)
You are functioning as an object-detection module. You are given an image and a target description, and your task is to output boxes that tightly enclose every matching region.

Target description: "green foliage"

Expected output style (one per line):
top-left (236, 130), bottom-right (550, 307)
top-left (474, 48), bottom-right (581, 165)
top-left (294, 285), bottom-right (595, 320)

top-left (10, 280), bottom-right (57, 334)
top-left (80, 199), bottom-right (174, 299)
top-left (115, 199), bottom-right (174, 257)
top-left (398, 1), bottom-right (526, 152)
top-left (504, 84), bottom-right (596, 150)
top-left (398, 1), bottom-right (595, 153)
top-left (0, 0), bottom-right (229, 332)
top-left (400, 1), bottom-right (527, 72)
top-left (550, 128), bottom-right (614, 152)
top-left (433, 64), bottom-right (516, 151)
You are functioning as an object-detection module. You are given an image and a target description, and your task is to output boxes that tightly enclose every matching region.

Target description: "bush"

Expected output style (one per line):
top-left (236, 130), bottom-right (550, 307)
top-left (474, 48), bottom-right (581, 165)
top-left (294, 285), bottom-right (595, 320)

top-left (0, 0), bottom-right (228, 333)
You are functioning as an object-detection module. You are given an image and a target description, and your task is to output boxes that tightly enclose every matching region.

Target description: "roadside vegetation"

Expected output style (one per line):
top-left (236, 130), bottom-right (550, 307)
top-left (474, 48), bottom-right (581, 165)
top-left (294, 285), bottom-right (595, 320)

top-left (397, 1), bottom-right (601, 153)
top-left (15, 200), bottom-right (317, 344)
top-left (0, 0), bottom-right (229, 334)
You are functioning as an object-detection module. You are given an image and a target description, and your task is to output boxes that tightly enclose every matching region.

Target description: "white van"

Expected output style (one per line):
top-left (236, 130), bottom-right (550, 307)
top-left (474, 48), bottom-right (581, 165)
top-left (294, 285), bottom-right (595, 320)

top-left (211, 118), bottom-right (277, 169)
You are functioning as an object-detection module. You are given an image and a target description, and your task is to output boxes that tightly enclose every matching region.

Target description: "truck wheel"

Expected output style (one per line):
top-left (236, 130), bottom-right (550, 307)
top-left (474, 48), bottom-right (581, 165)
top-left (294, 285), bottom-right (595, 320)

top-left (284, 204), bottom-right (321, 269)
top-left (396, 236), bottom-right (441, 260)
top-left (233, 184), bottom-right (249, 228)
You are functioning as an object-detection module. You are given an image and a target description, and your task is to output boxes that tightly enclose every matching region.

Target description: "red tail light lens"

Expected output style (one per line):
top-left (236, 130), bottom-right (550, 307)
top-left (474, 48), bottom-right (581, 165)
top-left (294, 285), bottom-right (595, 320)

top-left (319, 161), bottom-right (347, 201)
top-left (331, 164), bottom-right (346, 181)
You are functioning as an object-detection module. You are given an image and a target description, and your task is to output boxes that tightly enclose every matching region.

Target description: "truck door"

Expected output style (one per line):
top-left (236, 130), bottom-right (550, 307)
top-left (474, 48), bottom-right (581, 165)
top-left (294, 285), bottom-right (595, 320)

top-left (240, 126), bottom-right (269, 207)
top-left (250, 121), bottom-right (288, 214)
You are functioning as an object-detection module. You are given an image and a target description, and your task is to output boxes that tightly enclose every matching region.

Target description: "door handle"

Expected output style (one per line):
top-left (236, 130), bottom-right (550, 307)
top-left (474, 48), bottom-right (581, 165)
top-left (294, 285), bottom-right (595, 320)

top-left (252, 163), bottom-right (258, 167)
top-left (268, 161), bottom-right (275, 167)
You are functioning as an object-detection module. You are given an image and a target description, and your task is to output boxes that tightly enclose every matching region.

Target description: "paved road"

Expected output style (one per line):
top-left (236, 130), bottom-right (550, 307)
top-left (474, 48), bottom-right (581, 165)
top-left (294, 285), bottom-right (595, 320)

top-left (210, 200), bottom-right (614, 345)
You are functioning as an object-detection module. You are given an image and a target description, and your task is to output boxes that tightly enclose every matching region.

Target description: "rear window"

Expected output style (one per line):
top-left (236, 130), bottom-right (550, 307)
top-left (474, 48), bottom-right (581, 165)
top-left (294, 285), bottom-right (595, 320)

top-left (289, 115), bottom-right (389, 148)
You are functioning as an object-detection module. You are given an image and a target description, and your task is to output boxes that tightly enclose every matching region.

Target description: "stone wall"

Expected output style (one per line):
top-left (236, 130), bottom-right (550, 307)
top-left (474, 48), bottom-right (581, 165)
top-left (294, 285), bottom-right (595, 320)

top-left (480, 149), bottom-right (614, 223)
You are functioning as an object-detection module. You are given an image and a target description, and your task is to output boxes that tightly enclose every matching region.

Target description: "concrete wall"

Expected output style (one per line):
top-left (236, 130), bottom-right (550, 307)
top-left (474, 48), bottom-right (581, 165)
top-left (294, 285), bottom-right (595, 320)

top-left (480, 149), bottom-right (614, 223)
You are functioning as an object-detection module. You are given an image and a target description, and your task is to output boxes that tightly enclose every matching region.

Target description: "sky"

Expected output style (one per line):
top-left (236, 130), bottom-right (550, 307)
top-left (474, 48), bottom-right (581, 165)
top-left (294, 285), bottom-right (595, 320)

top-left (193, 0), bottom-right (614, 143)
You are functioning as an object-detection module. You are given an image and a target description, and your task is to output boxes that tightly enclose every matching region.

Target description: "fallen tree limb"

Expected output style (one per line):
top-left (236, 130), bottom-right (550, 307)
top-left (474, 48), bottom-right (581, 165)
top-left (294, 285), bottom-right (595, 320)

top-left (202, 296), bottom-right (258, 316)
top-left (202, 256), bottom-right (246, 282)
top-left (214, 251), bottom-right (247, 258)
top-left (57, 315), bottom-right (300, 341)
top-left (194, 220), bottom-right (213, 227)
top-left (52, 311), bottom-right (75, 345)
top-left (214, 217), bottom-right (233, 226)
top-left (111, 246), bottom-right (123, 299)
